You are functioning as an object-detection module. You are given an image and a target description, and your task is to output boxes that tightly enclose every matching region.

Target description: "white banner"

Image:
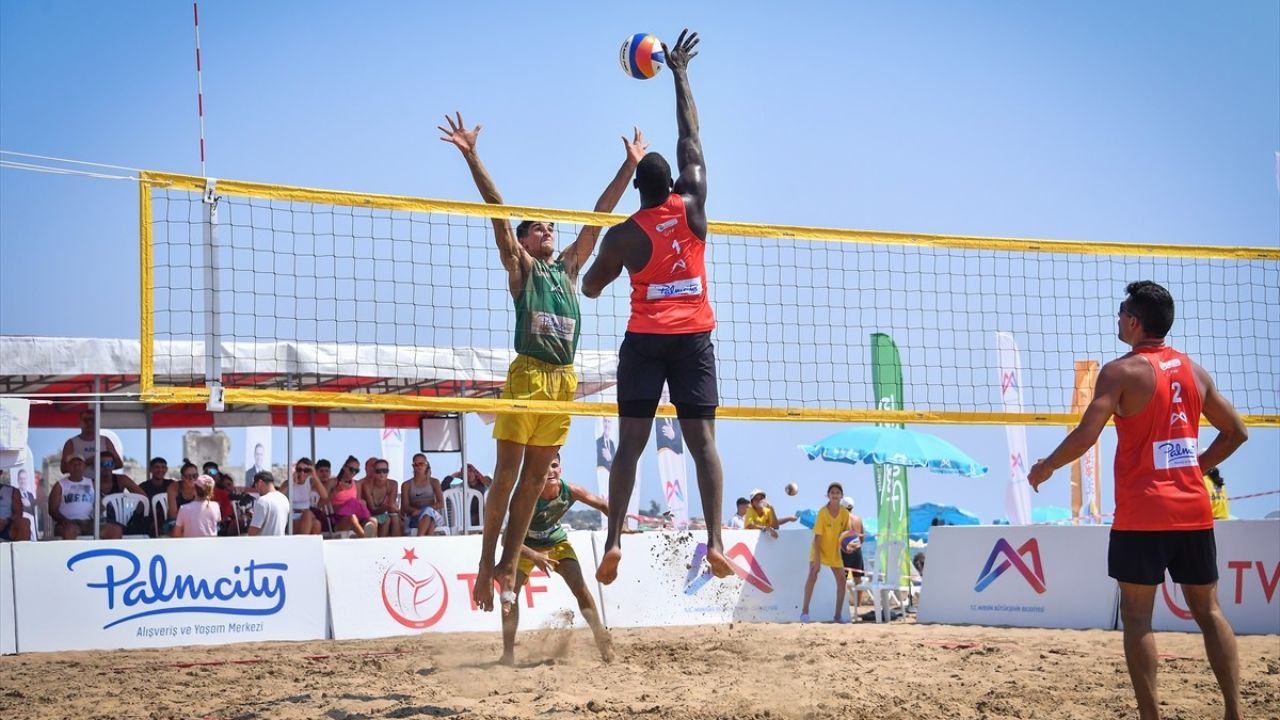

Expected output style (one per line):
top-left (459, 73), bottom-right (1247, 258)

top-left (594, 529), bottom-right (840, 627)
top-left (654, 417), bottom-right (690, 530)
top-left (918, 525), bottom-right (1117, 629)
top-left (594, 417), bottom-right (640, 528)
top-left (1, 544), bottom-right (14, 654)
top-left (324, 532), bottom-right (604, 639)
top-left (380, 427), bottom-right (406, 485)
top-left (995, 332), bottom-right (1032, 525)
top-left (1153, 520), bottom-right (1279, 635)
top-left (11, 536), bottom-right (328, 652)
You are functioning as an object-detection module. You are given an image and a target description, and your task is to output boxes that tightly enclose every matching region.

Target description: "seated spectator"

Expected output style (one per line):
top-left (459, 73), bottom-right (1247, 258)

top-left (164, 461), bottom-right (201, 536)
top-left (745, 489), bottom-right (780, 538)
top-left (173, 474), bottom-right (221, 538)
top-left (727, 497), bottom-right (750, 529)
top-left (61, 409), bottom-right (122, 479)
top-left (138, 457), bottom-right (172, 537)
top-left (402, 453), bottom-right (446, 536)
top-left (328, 460), bottom-right (375, 537)
top-left (442, 463), bottom-right (492, 493)
top-left (97, 451), bottom-right (148, 536)
top-left (49, 456), bottom-right (112, 539)
top-left (0, 481), bottom-right (32, 542)
top-left (310, 459), bottom-right (336, 532)
top-left (205, 461), bottom-right (247, 536)
top-left (248, 471), bottom-right (290, 536)
top-left (288, 457), bottom-right (327, 535)
top-left (913, 552), bottom-right (926, 577)
top-left (361, 459), bottom-right (402, 537)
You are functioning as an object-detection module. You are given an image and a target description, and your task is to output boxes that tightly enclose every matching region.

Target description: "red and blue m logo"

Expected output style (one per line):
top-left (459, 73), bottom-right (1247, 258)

top-left (974, 538), bottom-right (1046, 594)
top-left (685, 542), bottom-right (773, 595)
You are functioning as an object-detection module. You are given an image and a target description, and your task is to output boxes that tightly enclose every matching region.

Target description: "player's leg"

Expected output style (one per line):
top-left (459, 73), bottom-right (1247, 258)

top-left (670, 331), bottom-right (730, 578)
top-left (556, 557), bottom-right (615, 662)
top-left (500, 570), bottom-right (529, 666)
top-left (474, 438), bottom-right (526, 611)
top-left (1171, 529), bottom-right (1239, 720)
top-left (494, 442), bottom-right (561, 614)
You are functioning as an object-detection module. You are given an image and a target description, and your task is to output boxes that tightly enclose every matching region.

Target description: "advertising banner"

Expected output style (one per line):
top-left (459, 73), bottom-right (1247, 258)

top-left (1153, 520), bottom-right (1279, 635)
top-left (324, 532), bottom-right (603, 639)
top-left (12, 536), bottom-right (327, 652)
top-left (918, 525), bottom-right (1117, 629)
top-left (594, 529), bottom-right (840, 627)
top-left (1, 544), bottom-right (14, 654)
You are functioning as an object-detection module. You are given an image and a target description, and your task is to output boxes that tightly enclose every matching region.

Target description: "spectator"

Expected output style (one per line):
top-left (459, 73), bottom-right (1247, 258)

top-left (359, 456), bottom-right (379, 483)
top-left (361, 459), bottom-right (402, 537)
top-left (1204, 468), bottom-right (1230, 520)
top-left (97, 451), bottom-right (148, 536)
top-left (288, 457), bottom-right (327, 535)
top-left (727, 497), bottom-right (750, 529)
top-left (49, 456), bottom-right (106, 539)
top-left (164, 461), bottom-right (201, 536)
top-left (311, 459), bottom-right (336, 532)
top-left (800, 482), bottom-right (852, 624)
top-left (60, 409), bottom-right (122, 479)
top-left (173, 474), bottom-right (221, 538)
top-left (205, 461), bottom-right (241, 536)
top-left (402, 453), bottom-right (446, 536)
top-left (244, 443), bottom-right (269, 486)
top-left (247, 470), bottom-right (290, 536)
top-left (0, 481), bottom-right (32, 542)
top-left (139, 457), bottom-right (171, 499)
top-left (744, 489), bottom-right (779, 538)
top-left (443, 463), bottom-right (492, 493)
top-left (912, 552), bottom-right (926, 577)
top-left (840, 497), bottom-right (867, 615)
top-left (328, 459), bottom-right (375, 537)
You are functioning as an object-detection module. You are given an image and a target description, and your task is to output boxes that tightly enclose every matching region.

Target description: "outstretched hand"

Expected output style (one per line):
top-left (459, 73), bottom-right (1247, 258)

top-left (662, 29), bottom-right (699, 71)
top-left (623, 127), bottom-right (649, 166)
top-left (438, 112), bottom-right (481, 155)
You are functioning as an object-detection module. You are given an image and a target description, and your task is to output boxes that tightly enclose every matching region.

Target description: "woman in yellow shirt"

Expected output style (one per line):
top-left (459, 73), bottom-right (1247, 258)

top-left (801, 482), bottom-right (852, 623)
top-left (1204, 468), bottom-right (1230, 520)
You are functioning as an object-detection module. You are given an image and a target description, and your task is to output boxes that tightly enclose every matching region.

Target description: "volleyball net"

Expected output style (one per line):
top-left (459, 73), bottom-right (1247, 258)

top-left (138, 170), bottom-right (1280, 426)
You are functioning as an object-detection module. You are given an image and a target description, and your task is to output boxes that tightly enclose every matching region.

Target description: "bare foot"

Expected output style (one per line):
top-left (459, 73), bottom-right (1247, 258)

top-left (595, 547), bottom-right (622, 584)
top-left (705, 547), bottom-right (734, 579)
top-left (498, 653), bottom-right (515, 666)
top-left (597, 636), bottom-right (616, 663)
top-left (473, 563), bottom-right (494, 612)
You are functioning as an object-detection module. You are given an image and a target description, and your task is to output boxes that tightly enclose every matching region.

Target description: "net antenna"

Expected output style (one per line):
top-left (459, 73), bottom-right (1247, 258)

top-left (193, 2), bottom-right (224, 411)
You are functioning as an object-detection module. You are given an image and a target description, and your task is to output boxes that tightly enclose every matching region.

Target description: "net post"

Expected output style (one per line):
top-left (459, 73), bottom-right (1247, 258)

top-left (202, 178), bottom-right (225, 412)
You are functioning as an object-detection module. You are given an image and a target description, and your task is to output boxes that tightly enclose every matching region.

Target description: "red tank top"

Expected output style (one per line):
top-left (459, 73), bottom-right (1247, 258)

top-left (1112, 345), bottom-right (1212, 531)
top-left (627, 194), bottom-right (716, 334)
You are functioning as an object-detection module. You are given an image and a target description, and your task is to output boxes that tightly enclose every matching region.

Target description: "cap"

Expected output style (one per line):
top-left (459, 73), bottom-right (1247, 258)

top-left (840, 497), bottom-right (854, 510)
top-left (750, 488), bottom-right (766, 500)
top-left (735, 497), bottom-right (750, 506)
top-left (194, 474), bottom-right (215, 490)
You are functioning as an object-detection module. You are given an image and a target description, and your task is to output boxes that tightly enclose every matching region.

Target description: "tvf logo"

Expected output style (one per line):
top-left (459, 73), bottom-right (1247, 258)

top-left (1162, 561), bottom-right (1280, 620)
top-left (975, 538), bottom-right (1046, 594)
top-left (685, 542), bottom-right (773, 595)
top-left (1001, 371), bottom-right (1018, 395)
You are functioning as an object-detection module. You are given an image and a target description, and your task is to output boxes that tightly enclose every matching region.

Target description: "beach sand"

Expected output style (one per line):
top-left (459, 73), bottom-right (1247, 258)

top-left (1, 620), bottom-right (1277, 719)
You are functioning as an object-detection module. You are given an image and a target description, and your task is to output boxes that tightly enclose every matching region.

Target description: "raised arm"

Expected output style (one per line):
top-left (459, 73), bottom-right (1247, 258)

top-left (581, 223), bottom-right (628, 298)
top-left (664, 30), bottom-right (707, 236)
top-left (1028, 362), bottom-right (1123, 490)
top-left (558, 128), bottom-right (648, 275)
top-left (1194, 364), bottom-right (1248, 472)
top-left (438, 112), bottom-right (528, 274)
top-left (568, 483), bottom-right (609, 515)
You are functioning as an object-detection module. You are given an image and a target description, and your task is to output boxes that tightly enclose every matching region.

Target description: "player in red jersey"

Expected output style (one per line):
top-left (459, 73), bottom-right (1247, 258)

top-left (1028, 281), bottom-right (1248, 720)
top-left (583, 29), bottom-right (733, 585)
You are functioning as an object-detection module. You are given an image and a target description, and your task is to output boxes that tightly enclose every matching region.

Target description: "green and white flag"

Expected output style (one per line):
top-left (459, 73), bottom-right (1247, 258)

top-left (870, 333), bottom-right (910, 587)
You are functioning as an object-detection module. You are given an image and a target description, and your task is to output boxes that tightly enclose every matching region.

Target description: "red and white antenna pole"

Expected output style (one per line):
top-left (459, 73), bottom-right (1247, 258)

top-left (193, 2), bottom-right (207, 177)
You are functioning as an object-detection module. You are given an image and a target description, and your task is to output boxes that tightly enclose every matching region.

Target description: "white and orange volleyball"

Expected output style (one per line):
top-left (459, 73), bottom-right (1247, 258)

top-left (620, 33), bottom-right (665, 79)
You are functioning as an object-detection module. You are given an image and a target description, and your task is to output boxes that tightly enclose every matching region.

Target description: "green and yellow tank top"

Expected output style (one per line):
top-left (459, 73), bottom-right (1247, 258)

top-left (514, 258), bottom-right (580, 366)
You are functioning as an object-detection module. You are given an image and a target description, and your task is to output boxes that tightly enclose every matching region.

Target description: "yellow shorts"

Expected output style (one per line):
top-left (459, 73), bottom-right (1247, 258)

top-left (517, 539), bottom-right (578, 577)
top-left (492, 354), bottom-right (578, 447)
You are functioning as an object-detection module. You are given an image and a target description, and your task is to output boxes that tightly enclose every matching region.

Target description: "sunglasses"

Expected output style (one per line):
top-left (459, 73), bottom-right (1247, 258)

top-left (375, 468), bottom-right (389, 474)
top-left (182, 474), bottom-right (198, 480)
top-left (297, 467), bottom-right (314, 474)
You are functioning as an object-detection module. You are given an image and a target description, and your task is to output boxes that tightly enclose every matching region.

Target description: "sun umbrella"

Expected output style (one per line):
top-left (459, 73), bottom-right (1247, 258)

top-left (800, 426), bottom-right (989, 477)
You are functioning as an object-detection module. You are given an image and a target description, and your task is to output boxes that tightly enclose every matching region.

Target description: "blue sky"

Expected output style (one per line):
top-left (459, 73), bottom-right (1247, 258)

top-left (3, 1), bottom-right (1278, 521)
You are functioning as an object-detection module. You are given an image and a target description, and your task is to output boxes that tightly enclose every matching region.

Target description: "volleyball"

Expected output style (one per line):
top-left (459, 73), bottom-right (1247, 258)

top-left (784, 482), bottom-right (799, 496)
top-left (840, 531), bottom-right (861, 554)
top-left (620, 33), bottom-right (665, 79)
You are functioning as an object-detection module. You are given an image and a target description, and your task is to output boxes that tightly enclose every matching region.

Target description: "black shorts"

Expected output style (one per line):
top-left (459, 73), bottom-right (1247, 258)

top-left (1108, 528), bottom-right (1218, 586)
top-left (842, 548), bottom-right (865, 575)
top-left (617, 331), bottom-right (718, 419)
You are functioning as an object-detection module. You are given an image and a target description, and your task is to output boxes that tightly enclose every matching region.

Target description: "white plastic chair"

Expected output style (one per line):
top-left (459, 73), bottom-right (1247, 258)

top-left (849, 540), bottom-right (911, 623)
top-left (152, 494), bottom-right (169, 536)
top-left (102, 492), bottom-right (150, 540)
top-left (463, 487), bottom-right (485, 534)
top-left (22, 511), bottom-right (38, 541)
top-left (441, 487), bottom-right (466, 535)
